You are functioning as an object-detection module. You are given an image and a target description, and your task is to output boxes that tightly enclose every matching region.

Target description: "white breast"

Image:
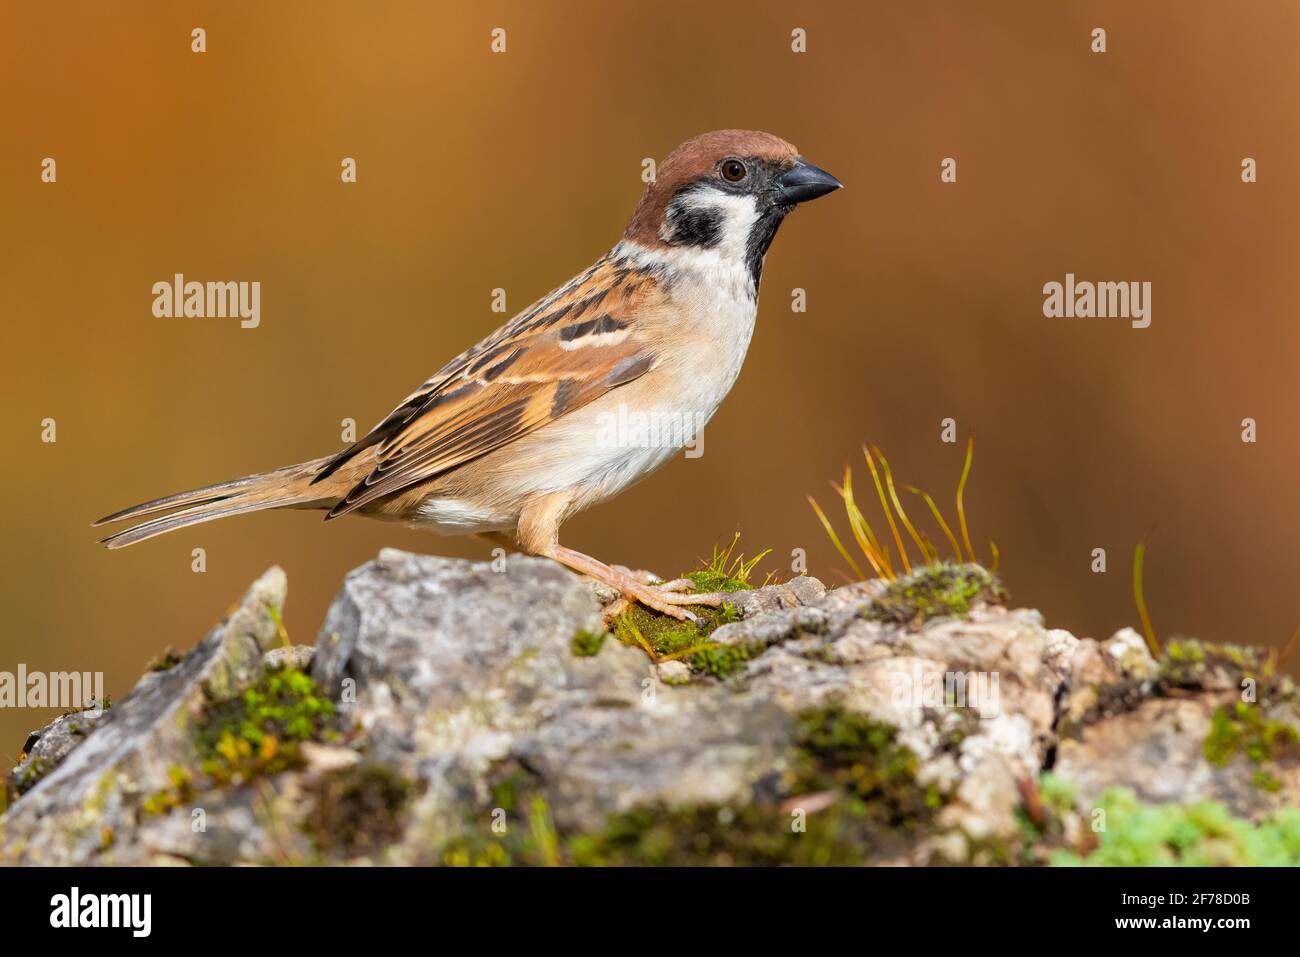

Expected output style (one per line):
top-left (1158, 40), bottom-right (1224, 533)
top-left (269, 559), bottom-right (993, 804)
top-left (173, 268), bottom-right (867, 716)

top-left (417, 239), bottom-right (761, 532)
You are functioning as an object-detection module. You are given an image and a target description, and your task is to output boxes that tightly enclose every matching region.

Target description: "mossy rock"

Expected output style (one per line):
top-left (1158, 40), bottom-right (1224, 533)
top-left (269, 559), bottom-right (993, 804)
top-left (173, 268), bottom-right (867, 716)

top-left (440, 705), bottom-right (947, 866)
top-left (1203, 701), bottom-right (1300, 769)
top-left (865, 563), bottom-right (1006, 627)
top-left (194, 665), bottom-right (337, 788)
top-left (303, 763), bottom-right (415, 858)
top-left (610, 599), bottom-right (751, 678)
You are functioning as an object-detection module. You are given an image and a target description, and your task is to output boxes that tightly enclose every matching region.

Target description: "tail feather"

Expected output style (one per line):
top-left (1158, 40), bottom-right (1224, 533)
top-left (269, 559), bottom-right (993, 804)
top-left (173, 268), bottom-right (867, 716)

top-left (94, 456), bottom-right (337, 548)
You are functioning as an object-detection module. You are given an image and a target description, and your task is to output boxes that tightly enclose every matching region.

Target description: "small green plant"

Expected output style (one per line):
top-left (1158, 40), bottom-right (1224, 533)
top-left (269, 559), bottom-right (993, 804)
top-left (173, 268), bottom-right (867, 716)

top-left (609, 543), bottom-right (768, 677)
top-left (809, 439), bottom-right (998, 585)
top-left (10, 757), bottom-right (53, 797)
top-left (142, 766), bottom-right (195, 815)
top-left (1132, 530), bottom-right (1160, 656)
top-left (684, 533), bottom-right (773, 593)
top-left (195, 666), bottom-right (336, 787)
top-left (1050, 788), bottom-right (1300, 866)
top-left (440, 705), bottom-right (946, 866)
top-left (866, 563), bottom-right (1006, 626)
top-left (570, 629), bottom-right (607, 657)
top-left (1204, 701), bottom-right (1299, 768)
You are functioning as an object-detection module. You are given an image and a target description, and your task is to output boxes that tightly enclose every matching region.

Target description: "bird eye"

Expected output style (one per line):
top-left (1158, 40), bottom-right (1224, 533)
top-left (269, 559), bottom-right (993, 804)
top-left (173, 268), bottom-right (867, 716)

top-left (720, 159), bottom-right (747, 182)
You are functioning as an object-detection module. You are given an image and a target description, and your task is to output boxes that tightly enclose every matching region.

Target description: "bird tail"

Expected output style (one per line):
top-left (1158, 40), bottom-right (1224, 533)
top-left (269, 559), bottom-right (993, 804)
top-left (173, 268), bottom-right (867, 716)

top-left (92, 456), bottom-right (341, 549)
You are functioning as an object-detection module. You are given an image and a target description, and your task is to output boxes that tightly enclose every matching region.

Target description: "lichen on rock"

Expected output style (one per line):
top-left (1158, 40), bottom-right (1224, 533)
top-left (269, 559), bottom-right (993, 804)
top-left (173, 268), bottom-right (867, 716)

top-left (3, 549), bottom-right (1298, 866)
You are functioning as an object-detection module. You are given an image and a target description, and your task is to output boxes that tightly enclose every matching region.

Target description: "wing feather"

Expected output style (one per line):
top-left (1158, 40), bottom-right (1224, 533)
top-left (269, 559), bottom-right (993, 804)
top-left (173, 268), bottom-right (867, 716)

top-left (323, 253), bottom-right (664, 518)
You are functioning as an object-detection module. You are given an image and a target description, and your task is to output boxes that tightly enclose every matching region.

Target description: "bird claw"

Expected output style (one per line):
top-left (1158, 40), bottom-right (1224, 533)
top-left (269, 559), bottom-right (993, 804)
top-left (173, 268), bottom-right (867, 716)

top-left (600, 583), bottom-right (722, 622)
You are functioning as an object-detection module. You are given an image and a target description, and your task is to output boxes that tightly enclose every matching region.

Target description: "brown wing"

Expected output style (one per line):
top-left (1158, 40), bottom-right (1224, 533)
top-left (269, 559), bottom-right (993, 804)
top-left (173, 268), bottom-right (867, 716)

top-left (321, 253), bottom-right (663, 518)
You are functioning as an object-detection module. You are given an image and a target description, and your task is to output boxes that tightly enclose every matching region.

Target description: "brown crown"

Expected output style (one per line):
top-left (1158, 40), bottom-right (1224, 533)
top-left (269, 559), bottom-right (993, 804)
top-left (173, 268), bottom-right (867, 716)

top-left (624, 130), bottom-right (799, 246)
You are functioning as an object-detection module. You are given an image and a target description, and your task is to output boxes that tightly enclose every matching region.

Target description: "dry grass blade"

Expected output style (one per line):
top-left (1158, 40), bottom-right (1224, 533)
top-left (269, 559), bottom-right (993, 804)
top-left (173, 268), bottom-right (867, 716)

top-left (1132, 530), bottom-right (1161, 657)
top-left (864, 446), bottom-right (911, 574)
top-left (1279, 625), bottom-right (1300, 668)
top-left (808, 494), bottom-right (864, 581)
top-left (839, 467), bottom-right (892, 579)
top-left (955, 438), bottom-right (977, 563)
top-left (874, 445), bottom-right (935, 565)
top-left (904, 484), bottom-right (963, 562)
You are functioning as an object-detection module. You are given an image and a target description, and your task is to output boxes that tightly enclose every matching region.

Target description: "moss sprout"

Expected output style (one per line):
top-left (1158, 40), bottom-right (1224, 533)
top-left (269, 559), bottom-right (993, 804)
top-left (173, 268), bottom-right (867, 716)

top-left (683, 533), bottom-right (773, 593)
top-left (810, 439), bottom-right (998, 585)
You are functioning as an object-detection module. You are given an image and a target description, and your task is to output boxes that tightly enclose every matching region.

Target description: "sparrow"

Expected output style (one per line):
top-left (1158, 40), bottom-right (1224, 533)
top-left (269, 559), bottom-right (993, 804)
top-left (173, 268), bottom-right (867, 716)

top-left (95, 130), bottom-right (842, 621)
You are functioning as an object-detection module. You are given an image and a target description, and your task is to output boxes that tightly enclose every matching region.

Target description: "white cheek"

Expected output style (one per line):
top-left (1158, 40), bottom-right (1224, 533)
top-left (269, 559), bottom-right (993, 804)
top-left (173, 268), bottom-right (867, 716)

top-left (666, 191), bottom-right (760, 264)
top-left (701, 192), bottom-right (761, 261)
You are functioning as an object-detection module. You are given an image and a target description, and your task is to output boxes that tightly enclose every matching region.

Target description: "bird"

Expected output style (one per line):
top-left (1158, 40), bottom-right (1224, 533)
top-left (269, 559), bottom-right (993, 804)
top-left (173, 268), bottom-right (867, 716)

top-left (94, 129), bottom-right (842, 621)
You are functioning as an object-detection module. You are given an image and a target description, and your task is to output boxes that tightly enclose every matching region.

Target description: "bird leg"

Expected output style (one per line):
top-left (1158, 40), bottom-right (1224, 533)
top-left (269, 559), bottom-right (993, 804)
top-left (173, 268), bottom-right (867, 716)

top-left (611, 564), bottom-right (692, 591)
top-left (515, 492), bottom-right (725, 621)
top-left (544, 544), bottom-right (725, 622)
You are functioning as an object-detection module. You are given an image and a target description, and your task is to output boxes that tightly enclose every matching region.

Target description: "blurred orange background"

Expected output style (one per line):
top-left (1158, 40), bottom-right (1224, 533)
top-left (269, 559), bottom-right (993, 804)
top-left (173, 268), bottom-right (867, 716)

top-left (3, 1), bottom-right (1298, 755)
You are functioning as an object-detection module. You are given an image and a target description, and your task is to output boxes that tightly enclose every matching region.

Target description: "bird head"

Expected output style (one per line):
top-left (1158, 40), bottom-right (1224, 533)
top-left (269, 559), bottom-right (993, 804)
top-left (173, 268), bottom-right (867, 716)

top-left (624, 129), bottom-right (842, 284)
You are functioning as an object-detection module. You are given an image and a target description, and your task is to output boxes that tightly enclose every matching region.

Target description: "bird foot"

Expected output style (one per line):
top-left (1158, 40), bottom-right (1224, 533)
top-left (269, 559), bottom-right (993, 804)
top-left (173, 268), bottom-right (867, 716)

top-left (599, 580), bottom-right (727, 622)
top-left (543, 544), bottom-right (724, 623)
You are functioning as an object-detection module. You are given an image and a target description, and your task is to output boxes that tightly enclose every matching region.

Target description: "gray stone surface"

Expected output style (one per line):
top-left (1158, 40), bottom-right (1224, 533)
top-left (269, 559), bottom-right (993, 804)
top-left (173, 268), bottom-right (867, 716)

top-left (4, 549), bottom-right (1296, 865)
top-left (1, 567), bottom-right (287, 864)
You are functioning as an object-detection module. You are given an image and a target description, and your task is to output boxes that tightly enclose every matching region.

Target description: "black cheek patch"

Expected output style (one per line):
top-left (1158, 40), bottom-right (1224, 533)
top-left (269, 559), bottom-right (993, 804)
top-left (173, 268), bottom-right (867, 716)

top-left (665, 203), bottom-right (723, 248)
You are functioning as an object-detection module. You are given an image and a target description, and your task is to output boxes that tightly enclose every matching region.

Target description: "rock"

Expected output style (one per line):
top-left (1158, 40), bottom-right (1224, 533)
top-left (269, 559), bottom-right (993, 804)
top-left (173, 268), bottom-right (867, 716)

top-left (656, 660), bottom-right (691, 684)
top-left (4, 550), bottom-right (1297, 866)
top-left (1055, 695), bottom-right (1300, 818)
top-left (725, 576), bottom-right (826, 617)
top-left (263, 644), bottom-right (314, 672)
top-left (0, 567), bottom-right (288, 864)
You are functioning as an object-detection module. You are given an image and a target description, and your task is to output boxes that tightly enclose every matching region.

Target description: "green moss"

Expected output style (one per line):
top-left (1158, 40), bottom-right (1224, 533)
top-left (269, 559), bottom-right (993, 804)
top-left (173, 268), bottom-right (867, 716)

top-left (792, 707), bottom-right (944, 818)
top-left (611, 600), bottom-right (749, 678)
top-left (683, 533), bottom-right (772, 593)
top-left (142, 766), bottom-right (195, 816)
top-left (1038, 772), bottom-right (1078, 816)
top-left (10, 757), bottom-right (53, 797)
top-left (1050, 788), bottom-right (1300, 866)
top-left (440, 764), bottom-right (554, 867)
top-left (1253, 770), bottom-right (1283, 793)
top-left (1203, 702), bottom-right (1299, 768)
top-left (570, 629), bottom-right (607, 658)
top-left (195, 665), bottom-right (336, 787)
top-left (866, 563), bottom-right (1006, 627)
top-left (60, 696), bottom-right (111, 717)
top-left (439, 705), bottom-right (947, 866)
top-left (1161, 640), bottom-right (1274, 690)
top-left (685, 640), bottom-right (765, 680)
top-left (302, 763), bottom-right (414, 857)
